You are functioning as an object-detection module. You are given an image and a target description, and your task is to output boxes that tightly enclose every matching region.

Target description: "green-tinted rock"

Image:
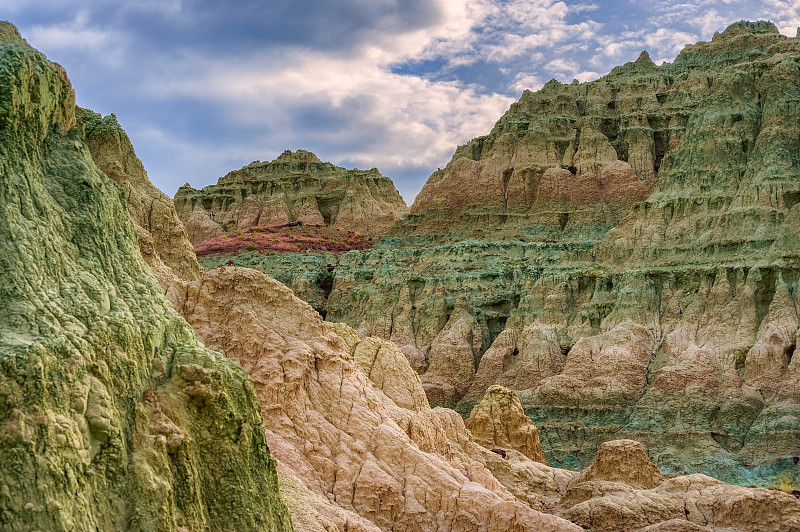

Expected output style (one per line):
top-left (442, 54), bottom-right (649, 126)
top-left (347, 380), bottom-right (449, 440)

top-left (0, 22), bottom-right (293, 531)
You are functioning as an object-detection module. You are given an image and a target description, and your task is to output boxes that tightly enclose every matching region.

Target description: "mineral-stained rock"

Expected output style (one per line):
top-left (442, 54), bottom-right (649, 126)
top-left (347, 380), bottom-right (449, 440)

top-left (211, 20), bottom-right (800, 487)
top-left (0, 23), bottom-right (293, 531)
top-left (466, 385), bottom-right (546, 463)
top-left (329, 323), bottom-right (430, 411)
top-left (80, 67), bottom-right (579, 530)
top-left (278, 470), bottom-right (381, 532)
top-left (80, 108), bottom-right (202, 283)
top-left (422, 296), bottom-right (484, 406)
top-left (174, 149), bottom-right (408, 243)
top-left (88, 77), bottom-right (800, 531)
top-left (561, 473), bottom-right (800, 532)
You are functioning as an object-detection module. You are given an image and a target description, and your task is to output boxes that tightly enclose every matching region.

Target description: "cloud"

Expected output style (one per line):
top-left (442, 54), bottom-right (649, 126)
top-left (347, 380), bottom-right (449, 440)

top-left (509, 73), bottom-right (544, 94)
top-left (9, 0), bottom-right (789, 202)
top-left (25, 14), bottom-right (119, 55)
top-left (151, 46), bottom-right (514, 174)
top-left (643, 27), bottom-right (698, 57)
top-left (544, 58), bottom-right (579, 79)
top-left (574, 70), bottom-right (599, 82)
top-left (764, 0), bottom-right (800, 36)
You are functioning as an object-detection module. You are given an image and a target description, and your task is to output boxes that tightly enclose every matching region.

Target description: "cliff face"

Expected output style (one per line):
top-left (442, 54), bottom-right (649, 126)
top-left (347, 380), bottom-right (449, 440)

top-left (405, 20), bottom-right (790, 240)
top-left (214, 21), bottom-right (800, 486)
top-left (0, 23), bottom-right (293, 531)
top-left (174, 149), bottom-right (408, 243)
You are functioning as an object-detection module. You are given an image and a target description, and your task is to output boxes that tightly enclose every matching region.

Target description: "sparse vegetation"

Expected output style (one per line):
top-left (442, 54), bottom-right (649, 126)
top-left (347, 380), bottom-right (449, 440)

top-left (776, 472), bottom-right (797, 494)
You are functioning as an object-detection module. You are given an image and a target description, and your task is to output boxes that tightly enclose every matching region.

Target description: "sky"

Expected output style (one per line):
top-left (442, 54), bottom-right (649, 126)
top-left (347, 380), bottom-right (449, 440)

top-left (5, 1), bottom-right (800, 204)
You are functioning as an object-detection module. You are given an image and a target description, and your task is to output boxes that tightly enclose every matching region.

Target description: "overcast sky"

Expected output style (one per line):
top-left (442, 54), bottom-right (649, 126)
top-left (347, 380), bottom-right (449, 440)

top-left (6, 1), bottom-right (799, 203)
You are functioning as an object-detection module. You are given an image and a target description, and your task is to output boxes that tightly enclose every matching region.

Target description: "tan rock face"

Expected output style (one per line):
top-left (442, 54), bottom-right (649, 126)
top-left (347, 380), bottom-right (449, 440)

top-left (422, 297), bottom-right (484, 406)
top-left (178, 267), bottom-right (580, 532)
top-left (330, 323), bottom-right (430, 412)
top-left (560, 440), bottom-right (800, 532)
top-left (575, 439), bottom-right (664, 489)
top-left (174, 149), bottom-right (408, 243)
top-left (466, 385), bottom-right (546, 463)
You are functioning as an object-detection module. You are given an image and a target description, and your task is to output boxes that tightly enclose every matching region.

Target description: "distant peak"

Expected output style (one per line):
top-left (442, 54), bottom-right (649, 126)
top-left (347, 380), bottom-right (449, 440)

top-left (715, 20), bottom-right (779, 40)
top-left (275, 149), bottom-right (322, 164)
top-left (0, 21), bottom-right (23, 44)
top-left (635, 50), bottom-right (653, 64)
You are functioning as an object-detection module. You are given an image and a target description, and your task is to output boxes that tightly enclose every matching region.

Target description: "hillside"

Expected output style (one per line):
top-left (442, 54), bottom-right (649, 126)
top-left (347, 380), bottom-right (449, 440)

top-left (214, 21), bottom-right (800, 487)
top-left (0, 22), bottom-right (293, 531)
top-left (175, 149), bottom-right (408, 243)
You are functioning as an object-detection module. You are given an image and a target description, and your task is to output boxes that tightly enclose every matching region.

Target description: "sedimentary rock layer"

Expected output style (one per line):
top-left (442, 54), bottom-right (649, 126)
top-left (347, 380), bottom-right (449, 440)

top-left (466, 385), bottom-right (546, 463)
top-left (174, 149), bottom-right (408, 243)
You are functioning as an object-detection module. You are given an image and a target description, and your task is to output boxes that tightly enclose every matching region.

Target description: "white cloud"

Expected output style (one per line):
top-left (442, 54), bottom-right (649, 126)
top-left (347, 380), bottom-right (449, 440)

top-left (690, 9), bottom-right (731, 37)
top-left (764, 0), bottom-right (800, 36)
top-left (509, 73), bottom-right (543, 94)
top-left (418, 0), bottom-right (601, 68)
top-left (644, 28), bottom-right (698, 57)
top-left (152, 46), bottom-right (514, 174)
top-left (574, 70), bottom-right (599, 82)
top-left (544, 58), bottom-right (578, 79)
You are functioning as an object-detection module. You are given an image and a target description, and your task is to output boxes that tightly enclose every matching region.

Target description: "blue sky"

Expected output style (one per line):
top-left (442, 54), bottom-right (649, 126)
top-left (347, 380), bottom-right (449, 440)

top-left (5, 1), bottom-right (799, 203)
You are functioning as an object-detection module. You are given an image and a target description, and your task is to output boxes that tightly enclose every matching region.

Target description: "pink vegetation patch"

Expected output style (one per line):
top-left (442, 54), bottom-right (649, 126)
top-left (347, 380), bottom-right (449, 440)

top-left (194, 222), bottom-right (374, 256)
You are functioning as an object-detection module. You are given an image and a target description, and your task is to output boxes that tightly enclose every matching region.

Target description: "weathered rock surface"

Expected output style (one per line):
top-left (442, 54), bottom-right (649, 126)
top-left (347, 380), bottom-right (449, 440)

top-left (174, 149), bottom-right (408, 243)
top-left (574, 439), bottom-right (664, 489)
top-left (466, 385), bottom-right (546, 463)
top-left (179, 267), bottom-right (580, 531)
top-left (559, 440), bottom-right (800, 532)
top-left (80, 71), bottom-right (581, 531)
top-left (0, 23), bottom-right (293, 531)
top-left (215, 21), bottom-right (800, 487)
top-left (90, 110), bottom-right (800, 531)
top-left (80, 109), bottom-right (203, 283)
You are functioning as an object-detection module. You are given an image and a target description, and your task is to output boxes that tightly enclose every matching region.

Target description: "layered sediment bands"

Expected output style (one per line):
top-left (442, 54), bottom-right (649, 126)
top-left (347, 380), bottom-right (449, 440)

top-left (87, 107), bottom-right (800, 531)
top-left (0, 24), bottom-right (293, 531)
top-left (80, 79), bottom-right (580, 532)
top-left (174, 149), bottom-right (408, 243)
top-left (214, 22), bottom-right (800, 486)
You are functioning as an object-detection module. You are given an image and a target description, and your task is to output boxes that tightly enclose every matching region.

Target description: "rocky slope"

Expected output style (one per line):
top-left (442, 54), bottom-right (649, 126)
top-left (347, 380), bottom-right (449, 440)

top-left (214, 21), bottom-right (800, 487)
top-left (466, 385), bottom-right (546, 463)
top-left (174, 149), bottom-right (408, 243)
top-left (0, 23), bottom-right (293, 531)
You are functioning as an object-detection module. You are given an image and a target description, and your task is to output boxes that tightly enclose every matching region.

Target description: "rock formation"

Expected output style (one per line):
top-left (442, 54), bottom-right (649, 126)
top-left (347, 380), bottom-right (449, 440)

top-left (466, 385), bottom-right (546, 463)
top-left (574, 439), bottom-right (664, 489)
top-left (174, 149), bottom-right (408, 243)
top-left (180, 266), bottom-right (579, 531)
top-left (4, 12), bottom-right (798, 532)
top-left (80, 51), bottom-right (578, 530)
top-left (0, 23), bottom-right (293, 531)
top-left (559, 440), bottom-right (800, 532)
top-left (215, 21), bottom-right (800, 487)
